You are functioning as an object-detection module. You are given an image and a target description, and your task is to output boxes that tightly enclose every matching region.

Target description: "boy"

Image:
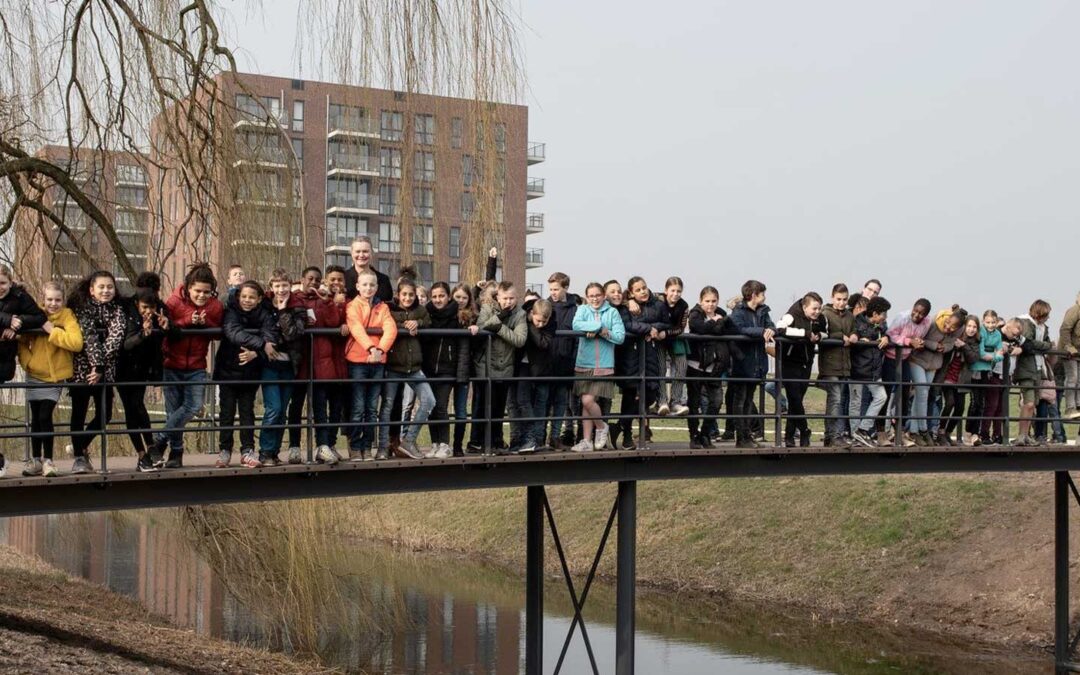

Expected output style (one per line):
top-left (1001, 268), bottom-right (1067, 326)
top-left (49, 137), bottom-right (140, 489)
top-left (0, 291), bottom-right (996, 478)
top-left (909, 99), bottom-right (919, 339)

top-left (151, 263), bottom-right (224, 468)
top-left (514, 299), bottom-right (553, 454)
top-left (546, 272), bottom-right (581, 449)
top-left (285, 266), bottom-right (326, 460)
top-left (226, 264), bottom-right (246, 303)
top-left (850, 296), bottom-right (892, 447)
top-left (345, 269), bottom-right (397, 460)
top-left (469, 281), bottom-right (527, 454)
top-left (726, 280), bottom-right (774, 449)
top-left (261, 269), bottom-right (308, 465)
top-left (308, 265), bottom-right (350, 459)
top-left (1006, 300), bottom-right (1055, 446)
top-left (819, 283), bottom-right (857, 447)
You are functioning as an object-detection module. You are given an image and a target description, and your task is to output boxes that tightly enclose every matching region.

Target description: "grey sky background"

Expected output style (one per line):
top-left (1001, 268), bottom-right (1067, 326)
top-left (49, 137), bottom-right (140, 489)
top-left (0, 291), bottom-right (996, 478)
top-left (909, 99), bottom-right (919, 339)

top-left (223, 1), bottom-right (1079, 323)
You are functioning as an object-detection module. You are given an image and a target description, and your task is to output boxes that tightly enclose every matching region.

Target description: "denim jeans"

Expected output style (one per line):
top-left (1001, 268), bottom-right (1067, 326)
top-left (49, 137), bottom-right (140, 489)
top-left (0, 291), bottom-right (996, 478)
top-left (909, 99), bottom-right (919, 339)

top-left (907, 364), bottom-right (936, 433)
top-left (312, 382), bottom-right (346, 448)
top-left (819, 376), bottom-right (846, 439)
top-left (349, 363), bottom-right (384, 450)
top-left (1034, 399), bottom-right (1066, 441)
top-left (260, 364), bottom-right (293, 456)
top-left (851, 380), bottom-right (887, 433)
top-left (381, 370), bottom-right (435, 447)
top-left (155, 368), bottom-right (207, 455)
top-left (547, 382), bottom-right (572, 442)
top-left (515, 380), bottom-right (551, 446)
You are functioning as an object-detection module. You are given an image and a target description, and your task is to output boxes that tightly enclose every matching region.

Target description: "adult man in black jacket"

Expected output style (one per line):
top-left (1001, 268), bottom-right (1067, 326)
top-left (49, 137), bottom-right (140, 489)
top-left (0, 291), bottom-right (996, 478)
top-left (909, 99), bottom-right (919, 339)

top-left (343, 236), bottom-right (393, 302)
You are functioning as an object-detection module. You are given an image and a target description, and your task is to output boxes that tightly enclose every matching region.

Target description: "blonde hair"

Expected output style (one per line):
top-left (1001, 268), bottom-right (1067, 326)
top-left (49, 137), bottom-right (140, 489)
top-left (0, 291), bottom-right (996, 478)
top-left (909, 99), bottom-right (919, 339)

top-left (43, 281), bottom-right (64, 295)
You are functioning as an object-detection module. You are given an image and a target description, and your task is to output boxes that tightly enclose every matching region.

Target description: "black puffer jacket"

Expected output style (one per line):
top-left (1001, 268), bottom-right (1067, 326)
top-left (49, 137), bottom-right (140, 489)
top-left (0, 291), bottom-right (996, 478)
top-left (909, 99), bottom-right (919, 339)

top-left (0, 285), bottom-right (46, 382)
top-left (852, 313), bottom-right (886, 381)
top-left (548, 293), bottom-right (581, 377)
top-left (263, 292), bottom-right (307, 375)
top-left (777, 301), bottom-right (827, 373)
top-left (215, 297), bottom-right (279, 382)
top-left (118, 297), bottom-right (180, 383)
top-left (422, 301), bottom-right (471, 384)
top-left (387, 302), bottom-right (430, 374)
top-left (687, 304), bottom-right (729, 374)
top-left (615, 296), bottom-right (670, 390)
top-left (516, 299), bottom-right (554, 377)
top-left (661, 296), bottom-right (689, 351)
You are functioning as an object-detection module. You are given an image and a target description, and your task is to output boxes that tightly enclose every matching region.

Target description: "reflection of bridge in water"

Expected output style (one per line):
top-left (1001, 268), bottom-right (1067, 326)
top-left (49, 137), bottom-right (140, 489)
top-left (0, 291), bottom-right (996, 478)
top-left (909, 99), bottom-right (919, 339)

top-left (1, 514), bottom-right (521, 675)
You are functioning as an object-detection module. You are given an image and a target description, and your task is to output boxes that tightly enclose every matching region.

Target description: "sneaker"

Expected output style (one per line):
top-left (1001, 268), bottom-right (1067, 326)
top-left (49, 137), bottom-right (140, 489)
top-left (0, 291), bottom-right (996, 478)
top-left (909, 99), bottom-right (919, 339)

top-left (22, 458), bottom-right (43, 477)
top-left (735, 438), bottom-right (761, 449)
top-left (138, 454), bottom-right (160, 473)
top-left (919, 431), bottom-right (934, 447)
top-left (877, 431), bottom-right (891, 447)
top-left (719, 431), bottom-right (736, 443)
top-left (433, 444), bottom-right (454, 459)
top-left (517, 442), bottom-right (537, 455)
top-left (71, 456), bottom-right (93, 474)
top-left (621, 437), bottom-right (637, 451)
top-left (689, 437), bottom-right (705, 449)
top-left (149, 439), bottom-right (168, 468)
top-left (902, 433), bottom-right (917, 448)
top-left (240, 453), bottom-right (263, 469)
top-left (348, 448), bottom-right (366, 462)
top-left (316, 445), bottom-right (339, 465)
top-left (215, 450), bottom-right (231, 468)
top-left (570, 439), bottom-right (594, 453)
top-left (657, 404), bottom-right (671, 417)
top-left (261, 455), bottom-right (282, 467)
top-left (851, 430), bottom-right (876, 448)
top-left (164, 453), bottom-right (184, 469)
top-left (1066, 408), bottom-right (1080, 421)
top-left (64, 444), bottom-right (73, 457)
top-left (1012, 435), bottom-right (1036, 447)
top-left (375, 447), bottom-right (390, 461)
top-left (287, 447), bottom-right (303, 464)
top-left (699, 435), bottom-right (716, 449)
top-left (670, 404), bottom-right (690, 417)
top-left (466, 442), bottom-right (485, 455)
top-left (42, 459), bottom-right (57, 478)
top-left (395, 439), bottom-right (422, 459)
top-left (594, 425), bottom-right (610, 451)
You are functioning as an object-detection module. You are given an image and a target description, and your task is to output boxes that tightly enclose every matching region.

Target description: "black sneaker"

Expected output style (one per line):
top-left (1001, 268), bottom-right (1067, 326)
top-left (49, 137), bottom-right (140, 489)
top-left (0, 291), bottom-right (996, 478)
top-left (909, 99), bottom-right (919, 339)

top-left (465, 442), bottom-right (484, 454)
top-left (137, 454), bottom-right (159, 473)
top-left (149, 438), bottom-right (168, 468)
top-left (699, 435), bottom-right (716, 449)
top-left (621, 437), bottom-right (637, 451)
top-left (736, 438), bottom-right (761, 449)
top-left (164, 453), bottom-right (184, 469)
top-left (719, 431), bottom-right (736, 443)
top-left (689, 437), bottom-right (704, 449)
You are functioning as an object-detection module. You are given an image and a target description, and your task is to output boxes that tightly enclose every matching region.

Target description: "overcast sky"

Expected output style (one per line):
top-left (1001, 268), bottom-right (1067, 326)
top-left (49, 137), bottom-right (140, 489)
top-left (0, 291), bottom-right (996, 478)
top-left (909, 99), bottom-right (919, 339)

top-left (223, 1), bottom-right (1080, 322)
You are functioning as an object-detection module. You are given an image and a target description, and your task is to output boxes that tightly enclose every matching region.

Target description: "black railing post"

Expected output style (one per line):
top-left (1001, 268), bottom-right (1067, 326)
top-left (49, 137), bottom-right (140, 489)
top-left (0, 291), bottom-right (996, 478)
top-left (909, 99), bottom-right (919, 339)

top-left (525, 485), bottom-right (544, 675)
top-left (616, 480), bottom-right (637, 675)
top-left (773, 339), bottom-right (783, 448)
top-left (1002, 351), bottom-right (1012, 445)
top-left (306, 332), bottom-right (315, 464)
top-left (98, 382), bottom-right (108, 474)
top-left (1055, 471), bottom-right (1069, 672)
top-left (894, 354), bottom-right (904, 447)
top-left (484, 333), bottom-right (493, 453)
top-left (22, 395), bottom-right (30, 463)
top-left (638, 335), bottom-right (647, 449)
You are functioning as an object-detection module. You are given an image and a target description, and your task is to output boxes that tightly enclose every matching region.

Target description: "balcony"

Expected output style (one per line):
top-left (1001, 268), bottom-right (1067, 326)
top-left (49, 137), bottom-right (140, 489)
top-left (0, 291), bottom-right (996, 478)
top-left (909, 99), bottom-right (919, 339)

top-left (526, 212), bottom-right (544, 234)
top-left (527, 142), bottom-right (545, 165)
top-left (328, 113), bottom-right (381, 140)
top-left (327, 152), bottom-right (379, 177)
top-left (234, 104), bottom-right (287, 129)
top-left (232, 143), bottom-right (290, 168)
top-left (525, 247), bottom-right (544, 269)
top-left (326, 192), bottom-right (379, 215)
top-left (115, 165), bottom-right (148, 187)
top-left (526, 177), bottom-right (545, 200)
top-left (526, 283), bottom-right (544, 295)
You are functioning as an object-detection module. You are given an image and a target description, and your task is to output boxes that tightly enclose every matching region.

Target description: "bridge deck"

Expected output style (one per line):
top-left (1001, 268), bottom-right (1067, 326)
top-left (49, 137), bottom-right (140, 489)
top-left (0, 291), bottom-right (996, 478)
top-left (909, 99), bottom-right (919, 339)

top-left (1, 443), bottom-right (1079, 517)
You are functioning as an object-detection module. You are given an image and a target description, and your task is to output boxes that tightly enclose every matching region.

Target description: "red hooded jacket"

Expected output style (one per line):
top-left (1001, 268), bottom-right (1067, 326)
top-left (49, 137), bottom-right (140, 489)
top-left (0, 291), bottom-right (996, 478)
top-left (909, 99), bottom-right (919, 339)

top-left (162, 285), bottom-right (225, 371)
top-left (294, 289), bottom-right (347, 381)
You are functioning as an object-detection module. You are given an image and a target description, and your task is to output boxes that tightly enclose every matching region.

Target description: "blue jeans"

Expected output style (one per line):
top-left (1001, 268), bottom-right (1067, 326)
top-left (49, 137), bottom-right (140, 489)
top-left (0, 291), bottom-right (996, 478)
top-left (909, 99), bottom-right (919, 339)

top-left (1035, 399), bottom-right (1066, 441)
top-left (547, 382), bottom-right (572, 442)
top-left (516, 381), bottom-right (551, 446)
top-left (907, 364), bottom-right (936, 433)
top-left (312, 382), bottom-right (346, 448)
top-left (380, 370), bottom-right (435, 447)
top-left (155, 368), bottom-right (207, 454)
top-left (453, 382), bottom-right (470, 450)
top-left (820, 376), bottom-right (846, 439)
top-left (349, 363), bottom-right (384, 450)
top-left (260, 364), bottom-right (293, 456)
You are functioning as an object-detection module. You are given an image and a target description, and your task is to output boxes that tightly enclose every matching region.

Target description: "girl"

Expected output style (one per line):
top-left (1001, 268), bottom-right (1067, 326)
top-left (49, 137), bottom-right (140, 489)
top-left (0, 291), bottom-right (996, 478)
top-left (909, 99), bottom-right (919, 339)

top-left (686, 286), bottom-right (730, 449)
top-left (215, 281), bottom-right (278, 469)
top-left (618, 277), bottom-right (670, 449)
top-left (907, 305), bottom-right (966, 446)
top-left (67, 271), bottom-right (126, 474)
top-left (451, 284), bottom-right (479, 455)
top-left (776, 292), bottom-right (827, 448)
top-left (883, 298), bottom-right (932, 446)
top-left (938, 315), bottom-right (980, 446)
top-left (423, 282), bottom-right (471, 459)
top-left (603, 280), bottom-right (627, 447)
top-left (382, 280), bottom-right (435, 459)
top-left (657, 277), bottom-right (690, 417)
top-left (972, 310), bottom-right (1006, 446)
top-left (261, 269), bottom-right (307, 465)
top-left (571, 282), bottom-right (625, 452)
top-left (18, 281), bottom-right (82, 477)
top-left (118, 273), bottom-right (177, 472)
top-left (306, 268), bottom-right (348, 464)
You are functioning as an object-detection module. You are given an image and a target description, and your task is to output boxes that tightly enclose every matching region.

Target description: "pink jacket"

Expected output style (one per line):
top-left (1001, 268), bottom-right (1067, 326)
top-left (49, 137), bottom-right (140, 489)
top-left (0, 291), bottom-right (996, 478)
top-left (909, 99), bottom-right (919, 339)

top-left (885, 312), bottom-right (931, 361)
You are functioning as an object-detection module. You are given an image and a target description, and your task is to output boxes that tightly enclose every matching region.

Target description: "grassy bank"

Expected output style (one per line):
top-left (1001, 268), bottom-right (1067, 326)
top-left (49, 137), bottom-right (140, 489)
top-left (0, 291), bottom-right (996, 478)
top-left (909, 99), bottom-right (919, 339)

top-left (333, 472), bottom-right (1067, 649)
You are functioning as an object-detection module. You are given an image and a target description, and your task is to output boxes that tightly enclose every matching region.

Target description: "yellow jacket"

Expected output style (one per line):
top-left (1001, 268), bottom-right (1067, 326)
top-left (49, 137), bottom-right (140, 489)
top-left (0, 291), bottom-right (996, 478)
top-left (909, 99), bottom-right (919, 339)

top-left (18, 307), bottom-right (84, 382)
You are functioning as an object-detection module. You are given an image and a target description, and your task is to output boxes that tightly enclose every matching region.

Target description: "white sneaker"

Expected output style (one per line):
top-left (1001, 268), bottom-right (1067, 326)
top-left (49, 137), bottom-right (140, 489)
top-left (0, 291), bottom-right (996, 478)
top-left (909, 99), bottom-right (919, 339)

top-left (315, 445), bottom-right (339, 465)
top-left (42, 459), bottom-right (57, 478)
top-left (670, 404), bottom-right (690, 417)
top-left (433, 444), bottom-right (453, 459)
top-left (517, 441), bottom-right (537, 454)
top-left (570, 439), bottom-right (594, 453)
top-left (594, 425), bottom-right (610, 451)
top-left (657, 404), bottom-right (671, 417)
top-left (65, 444), bottom-right (73, 457)
top-left (287, 446), bottom-right (303, 464)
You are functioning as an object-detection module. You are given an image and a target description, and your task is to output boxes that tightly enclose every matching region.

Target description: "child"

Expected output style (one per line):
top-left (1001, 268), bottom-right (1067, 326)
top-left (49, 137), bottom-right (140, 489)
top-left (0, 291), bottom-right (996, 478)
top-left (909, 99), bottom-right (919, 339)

top-left (150, 263), bottom-right (224, 468)
top-left (726, 280), bottom-right (775, 448)
top-left (938, 315), bottom-right (980, 446)
top-left (416, 285), bottom-right (429, 307)
top-left (619, 277), bottom-right (670, 449)
top-left (819, 283), bottom-right (857, 447)
top-left (0, 266), bottom-right (47, 477)
top-left (423, 282), bottom-right (472, 459)
top-left (514, 298), bottom-right (553, 454)
top-left (657, 277), bottom-right (690, 417)
top-left (118, 273), bottom-right (178, 472)
top-left (969, 309), bottom-right (1006, 446)
top-left (345, 269), bottom-right (397, 461)
top-left (1007, 300), bottom-right (1056, 446)
top-left (686, 286), bottom-right (730, 448)
top-left (850, 296), bottom-right (892, 447)
top-left (305, 266), bottom-right (348, 463)
top-left (215, 280), bottom-right (277, 469)
top-left (67, 271), bottom-right (127, 474)
top-left (469, 281), bottom-right (526, 454)
top-left (571, 283), bottom-right (625, 452)
top-left (382, 279), bottom-right (435, 459)
top-left (907, 305), bottom-right (966, 446)
top-left (261, 269), bottom-right (307, 465)
top-left (450, 284), bottom-right (479, 455)
top-left (18, 281), bottom-right (82, 477)
top-left (777, 292), bottom-right (827, 448)
top-left (226, 264), bottom-right (246, 303)
top-left (1059, 291), bottom-right (1080, 420)
top-left (546, 272), bottom-right (581, 450)
top-left (883, 299), bottom-right (932, 447)
top-left (285, 266), bottom-right (324, 459)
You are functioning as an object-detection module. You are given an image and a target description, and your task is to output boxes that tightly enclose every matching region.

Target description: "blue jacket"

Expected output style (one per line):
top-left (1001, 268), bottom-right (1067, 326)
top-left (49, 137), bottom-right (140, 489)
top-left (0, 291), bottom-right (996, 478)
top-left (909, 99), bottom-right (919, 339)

top-left (727, 301), bottom-right (775, 379)
top-left (572, 301), bottom-right (625, 370)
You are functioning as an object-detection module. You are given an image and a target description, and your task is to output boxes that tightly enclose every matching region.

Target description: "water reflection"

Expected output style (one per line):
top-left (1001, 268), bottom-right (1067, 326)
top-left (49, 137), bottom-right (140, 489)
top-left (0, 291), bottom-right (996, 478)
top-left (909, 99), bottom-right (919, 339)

top-left (0, 513), bottom-right (1052, 675)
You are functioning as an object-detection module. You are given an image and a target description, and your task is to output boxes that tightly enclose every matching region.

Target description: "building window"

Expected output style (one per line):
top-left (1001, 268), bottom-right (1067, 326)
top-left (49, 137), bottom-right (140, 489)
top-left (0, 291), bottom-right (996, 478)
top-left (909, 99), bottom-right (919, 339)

top-left (463, 155), bottom-right (482, 187)
top-left (115, 164), bottom-right (147, 185)
top-left (412, 224), bottom-right (434, 256)
top-left (380, 147), bottom-right (402, 179)
top-left (376, 257), bottom-right (401, 281)
top-left (325, 250), bottom-right (351, 270)
top-left (381, 110), bottom-right (403, 141)
top-left (117, 186), bottom-right (147, 208)
top-left (460, 192), bottom-right (475, 221)
top-left (449, 227), bottom-right (461, 258)
top-left (495, 158), bottom-right (505, 189)
top-left (326, 215), bottom-right (367, 248)
top-left (415, 151), bottom-right (435, 182)
top-left (415, 261), bottom-right (434, 286)
top-left (291, 100), bottom-right (305, 132)
top-left (236, 94), bottom-right (282, 123)
top-left (448, 263), bottom-right (460, 284)
top-left (291, 138), bottom-right (303, 162)
top-left (114, 210), bottom-right (145, 234)
top-left (451, 117), bottom-right (463, 149)
top-left (329, 103), bottom-right (372, 133)
top-left (495, 122), bottom-right (506, 153)
top-left (413, 187), bottom-right (434, 219)
top-left (475, 120), bottom-right (484, 151)
top-left (377, 222), bottom-right (400, 254)
top-left (379, 184), bottom-right (399, 216)
top-left (415, 114), bottom-right (435, 145)
top-left (495, 194), bottom-right (504, 224)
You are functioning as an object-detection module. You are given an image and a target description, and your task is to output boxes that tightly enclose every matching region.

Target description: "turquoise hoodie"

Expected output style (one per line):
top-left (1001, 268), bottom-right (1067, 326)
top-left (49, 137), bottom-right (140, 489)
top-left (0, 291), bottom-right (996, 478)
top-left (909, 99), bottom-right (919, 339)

top-left (970, 324), bottom-right (1003, 373)
top-left (572, 301), bottom-right (626, 370)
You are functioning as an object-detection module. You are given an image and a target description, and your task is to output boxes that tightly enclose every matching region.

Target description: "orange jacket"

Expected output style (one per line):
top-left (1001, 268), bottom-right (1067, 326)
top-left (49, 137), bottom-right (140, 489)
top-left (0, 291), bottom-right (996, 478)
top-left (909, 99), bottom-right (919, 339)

top-left (345, 297), bottom-right (397, 364)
